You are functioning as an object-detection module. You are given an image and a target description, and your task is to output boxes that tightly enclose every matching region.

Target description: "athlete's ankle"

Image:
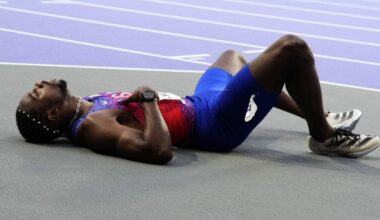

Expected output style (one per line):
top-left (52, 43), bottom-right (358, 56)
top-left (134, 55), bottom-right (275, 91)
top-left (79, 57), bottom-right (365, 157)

top-left (310, 127), bottom-right (335, 142)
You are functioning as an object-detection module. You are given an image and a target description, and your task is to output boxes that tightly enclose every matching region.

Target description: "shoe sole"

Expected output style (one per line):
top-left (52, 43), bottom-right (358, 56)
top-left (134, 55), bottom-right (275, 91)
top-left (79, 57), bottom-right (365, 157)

top-left (309, 141), bottom-right (380, 158)
top-left (344, 143), bottom-right (380, 158)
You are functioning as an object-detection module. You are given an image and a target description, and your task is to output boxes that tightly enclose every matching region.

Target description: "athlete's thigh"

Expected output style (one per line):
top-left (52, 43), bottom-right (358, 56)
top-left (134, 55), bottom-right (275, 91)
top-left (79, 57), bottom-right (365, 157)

top-left (213, 65), bottom-right (278, 145)
top-left (194, 68), bottom-right (232, 96)
top-left (194, 50), bottom-right (247, 96)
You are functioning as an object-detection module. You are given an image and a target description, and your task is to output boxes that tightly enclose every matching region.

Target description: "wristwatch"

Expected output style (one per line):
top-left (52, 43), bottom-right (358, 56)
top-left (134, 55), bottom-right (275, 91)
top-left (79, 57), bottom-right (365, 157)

top-left (141, 90), bottom-right (159, 102)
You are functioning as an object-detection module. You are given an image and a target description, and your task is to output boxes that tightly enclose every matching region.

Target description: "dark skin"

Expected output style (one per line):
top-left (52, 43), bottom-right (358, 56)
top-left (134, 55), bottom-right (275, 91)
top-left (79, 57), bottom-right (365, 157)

top-left (77, 86), bottom-right (173, 164)
top-left (19, 82), bottom-right (173, 164)
top-left (19, 35), bottom-right (335, 164)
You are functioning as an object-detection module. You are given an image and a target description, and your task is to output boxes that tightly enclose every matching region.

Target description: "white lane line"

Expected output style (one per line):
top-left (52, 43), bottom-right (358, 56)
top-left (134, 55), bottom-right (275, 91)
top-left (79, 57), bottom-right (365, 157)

top-left (242, 49), bottom-right (264, 54)
top-left (223, 0), bottom-right (380, 21)
top-left (143, 0), bottom-right (380, 33)
top-left (294, 0), bottom-right (380, 11)
top-left (0, 62), bottom-right (205, 73)
top-left (355, 0), bottom-right (380, 3)
top-left (1, 62), bottom-right (379, 93)
top-left (318, 0), bottom-right (380, 3)
top-left (0, 6), bottom-right (380, 66)
top-left (315, 54), bottom-right (380, 67)
top-left (40, 0), bottom-right (72, 4)
top-left (60, 1), bottom-right (380, 48)
top-left (5, 25), bottom-right (378, 69)
top-left (171, 54), bottom-right (211, 61)
top-left (1, 6), bottom-right (380, 67)
top-left (348, 0), bottom-right (380, 3)
top-left (320, 80), bottom-right (380, 93)
top-left (3, 18), bottom-right (379, 69)
top-left (0, 5), bottom-right (265, 49)
top-left (0, 28), bottom-right (211, 66)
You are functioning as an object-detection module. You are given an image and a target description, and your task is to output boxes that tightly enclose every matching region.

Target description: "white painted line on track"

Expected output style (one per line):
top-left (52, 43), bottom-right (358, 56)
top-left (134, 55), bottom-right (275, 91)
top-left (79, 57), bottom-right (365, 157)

top-left (320, 81), bottom-right (380, 93)
top-left (223, 0), bottom-right (380, 21)
top-left (139, 0), bottom-right (380, 47)
top-left (171, 54), bottom-right (211, 61)
top-left (314, 54), bottom-right (380, 67)
top-left (242, 49), bottom-right (264, 54)
top-left (70, 1), bottom-right (380, 48)
top-left (143, 0), bottom-right (380, 33)
top-left (0, 28), bottom-right (212, 66)
top-left (2, 3), bottom-right (380, 49)
top-left (1, 6), bottom-right (380, 67)
top-left (355, 0), bottom-right (380, 3)
top-left (294, 0), bottom-right (380, 11)
top-left (0, 5), bottom-right (265, 49)
top-left (41, 0), bottom-right (72, 4)
top-left (187, 57), bottom-right (209, 61)
top-left (0, 62), bottom-right (205, 73)
top-left (348, 0), bottom-right (380, 3)
top-left (1, 62), bottom-right (379, 93)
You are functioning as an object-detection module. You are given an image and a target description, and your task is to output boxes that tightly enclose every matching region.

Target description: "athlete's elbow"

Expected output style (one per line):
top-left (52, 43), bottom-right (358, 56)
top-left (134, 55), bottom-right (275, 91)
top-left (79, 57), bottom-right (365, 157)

top-left (139, 141), bottom-right (173, 164)
top-left (149, 148), bottom-right (173, 164)
top-left (146, 138), bottom-right (173, 164)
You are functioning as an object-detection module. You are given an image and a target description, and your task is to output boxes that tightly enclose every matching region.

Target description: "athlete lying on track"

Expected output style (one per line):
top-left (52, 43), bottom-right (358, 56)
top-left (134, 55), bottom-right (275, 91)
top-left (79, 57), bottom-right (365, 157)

top-left (16, 35), bottom-right (380, 164)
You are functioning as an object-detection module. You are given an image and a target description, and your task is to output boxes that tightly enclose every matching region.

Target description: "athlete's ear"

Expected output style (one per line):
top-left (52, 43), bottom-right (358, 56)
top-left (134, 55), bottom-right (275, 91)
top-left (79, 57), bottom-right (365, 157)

top-left (47, 108), bottom-right (59, 122)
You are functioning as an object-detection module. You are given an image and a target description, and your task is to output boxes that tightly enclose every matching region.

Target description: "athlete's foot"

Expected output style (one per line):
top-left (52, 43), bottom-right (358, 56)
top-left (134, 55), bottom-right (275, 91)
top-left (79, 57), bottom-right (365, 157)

top-left (326, 109), bottom-right (361, 131)
top-left (308, 129), bottom-right (380, 158)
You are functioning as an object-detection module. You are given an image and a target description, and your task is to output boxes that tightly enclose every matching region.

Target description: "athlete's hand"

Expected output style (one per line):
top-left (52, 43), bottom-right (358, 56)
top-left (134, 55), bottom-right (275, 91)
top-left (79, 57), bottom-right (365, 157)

top-left (118, 86), bottom-right (154, 105)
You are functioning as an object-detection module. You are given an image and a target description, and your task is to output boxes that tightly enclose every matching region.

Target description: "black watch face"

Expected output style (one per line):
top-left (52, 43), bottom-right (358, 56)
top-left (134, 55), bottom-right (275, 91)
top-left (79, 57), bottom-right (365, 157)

top-left (143, 90), bottom-right (156, 101)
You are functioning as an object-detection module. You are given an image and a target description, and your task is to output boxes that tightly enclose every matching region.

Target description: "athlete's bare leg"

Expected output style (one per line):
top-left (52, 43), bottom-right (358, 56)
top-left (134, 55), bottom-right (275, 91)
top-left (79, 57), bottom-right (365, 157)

top-left (208, 49), bottom-right (247, 74)
top-left (276, 92), bottom-right (304, 118)
top-left (210, 50), bottom-right (304, 118)
top-left (248, 34), bottom-right (334, 141)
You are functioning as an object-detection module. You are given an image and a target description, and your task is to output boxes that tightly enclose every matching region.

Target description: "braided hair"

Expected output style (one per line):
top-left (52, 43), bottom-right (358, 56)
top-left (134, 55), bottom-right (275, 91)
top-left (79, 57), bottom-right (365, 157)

top-left (15, 108), bottom-right (63, 143)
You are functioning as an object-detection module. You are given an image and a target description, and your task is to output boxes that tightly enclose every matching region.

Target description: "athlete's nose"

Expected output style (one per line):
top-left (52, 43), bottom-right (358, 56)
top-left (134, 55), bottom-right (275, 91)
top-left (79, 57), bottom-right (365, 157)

top-left (34, 81), bottom-right (44, 89)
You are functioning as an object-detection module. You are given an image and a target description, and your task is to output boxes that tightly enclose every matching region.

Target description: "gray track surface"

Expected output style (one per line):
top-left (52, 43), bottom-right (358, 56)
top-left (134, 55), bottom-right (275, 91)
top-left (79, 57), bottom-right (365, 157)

top-left (1, 65), bottom-right (380, 220)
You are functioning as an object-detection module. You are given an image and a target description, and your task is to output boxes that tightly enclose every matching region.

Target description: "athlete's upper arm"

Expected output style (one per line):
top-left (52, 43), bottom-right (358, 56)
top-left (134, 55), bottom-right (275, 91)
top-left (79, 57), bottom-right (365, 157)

top-left (81, 116), bottom-right (172, 164)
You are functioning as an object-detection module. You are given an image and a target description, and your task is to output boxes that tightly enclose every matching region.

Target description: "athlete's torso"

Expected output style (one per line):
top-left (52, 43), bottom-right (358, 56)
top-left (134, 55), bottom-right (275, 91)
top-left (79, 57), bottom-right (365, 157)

top-left (68, 92), bottom-right (195, 146)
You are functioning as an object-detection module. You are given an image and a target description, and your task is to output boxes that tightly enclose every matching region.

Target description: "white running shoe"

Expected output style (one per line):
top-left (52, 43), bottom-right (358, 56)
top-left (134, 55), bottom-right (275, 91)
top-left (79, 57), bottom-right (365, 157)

top-left (326, 109), bottom-right (362, 131)
top-left (308, 129), bottom-right (380, 158)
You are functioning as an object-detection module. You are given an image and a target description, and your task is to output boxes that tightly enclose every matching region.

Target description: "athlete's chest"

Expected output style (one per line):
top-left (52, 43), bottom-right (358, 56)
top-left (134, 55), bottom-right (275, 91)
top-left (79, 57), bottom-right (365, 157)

top-left (76, 109), bottom-right (142, 145)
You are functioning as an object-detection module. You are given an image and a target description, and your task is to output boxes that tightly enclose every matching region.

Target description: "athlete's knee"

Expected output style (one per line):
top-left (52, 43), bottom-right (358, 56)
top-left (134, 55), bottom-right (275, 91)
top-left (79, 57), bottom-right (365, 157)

top-left (221, 49), bottom-right (239, 56)
top-left (279, 34), bottom-right (307, 49)
top-left (278, 34), bottom-right (314, 63)
top-left (221, 49), bottom-right (247, 65)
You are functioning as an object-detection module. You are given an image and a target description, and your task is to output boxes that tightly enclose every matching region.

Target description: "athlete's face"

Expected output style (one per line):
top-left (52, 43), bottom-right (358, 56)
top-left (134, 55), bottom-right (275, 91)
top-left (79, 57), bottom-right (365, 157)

top-left (19, 79), bottom-right (70, 113)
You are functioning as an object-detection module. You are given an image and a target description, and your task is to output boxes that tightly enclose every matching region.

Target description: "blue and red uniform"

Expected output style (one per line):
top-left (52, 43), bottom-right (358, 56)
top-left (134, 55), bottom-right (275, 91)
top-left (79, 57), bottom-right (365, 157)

top-left (69, 65), bottom-right (278, 151)
top-left (69, 92), bottom-right (194, 146)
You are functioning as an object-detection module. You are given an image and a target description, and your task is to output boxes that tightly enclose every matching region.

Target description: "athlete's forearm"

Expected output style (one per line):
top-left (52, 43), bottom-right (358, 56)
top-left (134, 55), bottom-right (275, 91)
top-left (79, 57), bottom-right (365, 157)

top-left (141, 101), bottom-right (172, 155)
top-left (116, 87), bottom-right (173, 164)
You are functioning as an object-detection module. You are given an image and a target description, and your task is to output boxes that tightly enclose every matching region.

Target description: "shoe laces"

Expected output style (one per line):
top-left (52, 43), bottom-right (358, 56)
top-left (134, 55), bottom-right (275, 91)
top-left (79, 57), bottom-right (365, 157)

top-left (330, 129), bottom-right (360, 145)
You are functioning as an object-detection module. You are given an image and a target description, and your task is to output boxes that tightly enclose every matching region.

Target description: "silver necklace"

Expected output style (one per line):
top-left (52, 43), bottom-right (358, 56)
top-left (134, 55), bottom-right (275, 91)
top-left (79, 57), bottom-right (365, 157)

top-left (68, 97), bottom-right (82, 127)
